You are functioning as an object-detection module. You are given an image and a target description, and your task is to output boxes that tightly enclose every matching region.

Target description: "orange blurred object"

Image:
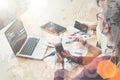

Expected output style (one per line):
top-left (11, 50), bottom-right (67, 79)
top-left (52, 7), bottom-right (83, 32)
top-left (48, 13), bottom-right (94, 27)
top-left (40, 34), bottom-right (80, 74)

top-left (109, 67), bottom-right (120, 80)
top-left (97, 60), bottom-right (117, 79)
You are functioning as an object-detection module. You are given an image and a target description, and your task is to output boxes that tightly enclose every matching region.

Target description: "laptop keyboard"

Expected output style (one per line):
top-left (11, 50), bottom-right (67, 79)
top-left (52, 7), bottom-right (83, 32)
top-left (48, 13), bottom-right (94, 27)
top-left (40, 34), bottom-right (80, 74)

top-left (20, 38), bottom-right (39, 56)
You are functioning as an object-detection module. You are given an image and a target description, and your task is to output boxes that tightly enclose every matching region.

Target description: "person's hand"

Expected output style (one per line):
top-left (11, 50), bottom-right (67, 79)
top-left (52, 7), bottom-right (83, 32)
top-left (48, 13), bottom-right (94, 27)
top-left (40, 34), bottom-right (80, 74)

top-left (68, 35), bottom-right (79, 42)
top-left (68, 35), bottom-right (85, 44)
top-left (55, 53), bottom-right (64, 64)
top-left (55, 50), bottom-right (72, 60)
top-left (60, 50), bottom-right (72, 59)
top-left (79, 21), bottom-right (98, 30)
top-left (55, 52), bottom-right (64, 69)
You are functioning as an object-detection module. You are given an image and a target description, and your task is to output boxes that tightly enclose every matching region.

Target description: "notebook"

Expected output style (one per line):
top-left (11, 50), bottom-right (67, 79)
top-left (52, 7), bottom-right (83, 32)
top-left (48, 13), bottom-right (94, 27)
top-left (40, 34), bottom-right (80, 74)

top-left (5, 19), bottom-right (47, 60)
top-left (40, 21), bottom-right (67, 35)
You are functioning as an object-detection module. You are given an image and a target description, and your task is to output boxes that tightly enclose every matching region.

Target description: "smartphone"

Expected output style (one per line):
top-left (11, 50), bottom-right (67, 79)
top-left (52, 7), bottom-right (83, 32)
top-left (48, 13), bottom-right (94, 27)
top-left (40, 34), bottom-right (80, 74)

top-left (74, 21), bottom-right (88, 33)
top-left (55, 43), bottom-right (64, 53)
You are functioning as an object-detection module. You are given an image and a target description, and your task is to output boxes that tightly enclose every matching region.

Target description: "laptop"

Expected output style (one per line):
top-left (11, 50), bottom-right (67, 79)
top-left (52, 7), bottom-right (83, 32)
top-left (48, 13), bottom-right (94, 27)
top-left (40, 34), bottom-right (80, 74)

top-left (5, 19), bottom-right (47, 60)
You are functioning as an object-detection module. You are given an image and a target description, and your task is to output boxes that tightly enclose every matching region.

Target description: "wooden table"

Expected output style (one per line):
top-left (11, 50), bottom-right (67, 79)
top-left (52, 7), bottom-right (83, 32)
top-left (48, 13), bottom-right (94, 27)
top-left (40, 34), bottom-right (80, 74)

top-left (0, 19), bottom-right (97, 80)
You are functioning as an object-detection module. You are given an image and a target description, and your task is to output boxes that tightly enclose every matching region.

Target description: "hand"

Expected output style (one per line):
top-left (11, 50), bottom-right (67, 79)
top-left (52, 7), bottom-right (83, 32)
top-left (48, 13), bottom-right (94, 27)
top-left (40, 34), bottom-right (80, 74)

top-left (55, 53), bottom-right (64, 64)
top-left (55, 53), bottom-right (64, 69)
top-left (60, 50), bottom-right (72, 59)
top-left (68, 35), bottom-right (85, 44)
top-left (68, 35), bottom-right (79, 42)
top-left (79, 21), bottom-right (97, 30)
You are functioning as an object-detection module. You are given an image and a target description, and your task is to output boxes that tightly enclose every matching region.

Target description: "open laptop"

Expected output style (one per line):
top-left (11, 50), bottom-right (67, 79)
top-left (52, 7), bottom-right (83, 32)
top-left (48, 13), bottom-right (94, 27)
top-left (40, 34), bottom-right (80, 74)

top-left (5, 19), bottom-right (47, 60)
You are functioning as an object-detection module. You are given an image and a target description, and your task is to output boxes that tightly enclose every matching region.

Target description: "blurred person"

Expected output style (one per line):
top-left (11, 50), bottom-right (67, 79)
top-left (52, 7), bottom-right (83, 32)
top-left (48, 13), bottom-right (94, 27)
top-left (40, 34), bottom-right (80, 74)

top-left (54, 0), bottom-right (120, 80)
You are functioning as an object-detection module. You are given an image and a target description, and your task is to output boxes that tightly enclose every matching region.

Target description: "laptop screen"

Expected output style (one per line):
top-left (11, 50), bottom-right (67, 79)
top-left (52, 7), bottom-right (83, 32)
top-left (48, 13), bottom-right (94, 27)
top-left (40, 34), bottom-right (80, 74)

top-left (5, 19), bottom-right (27, 54)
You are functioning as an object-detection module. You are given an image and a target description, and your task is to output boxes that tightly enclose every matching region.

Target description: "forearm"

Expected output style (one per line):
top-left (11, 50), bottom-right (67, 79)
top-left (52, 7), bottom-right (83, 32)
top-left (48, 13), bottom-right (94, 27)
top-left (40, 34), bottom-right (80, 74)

top-left (67, 56), bottom-right (95, 65)
top-left (67, 55), bottom-right (83, 64)
top-left (78, 37), bottom-right (102, 57)
top-left (85, 42), bottom-right (102, 56)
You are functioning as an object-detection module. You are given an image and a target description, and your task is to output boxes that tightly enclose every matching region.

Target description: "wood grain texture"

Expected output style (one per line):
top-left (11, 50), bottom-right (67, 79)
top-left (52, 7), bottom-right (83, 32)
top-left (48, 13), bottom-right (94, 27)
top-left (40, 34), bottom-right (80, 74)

top-left (0, 0), bottom-right (98, 80)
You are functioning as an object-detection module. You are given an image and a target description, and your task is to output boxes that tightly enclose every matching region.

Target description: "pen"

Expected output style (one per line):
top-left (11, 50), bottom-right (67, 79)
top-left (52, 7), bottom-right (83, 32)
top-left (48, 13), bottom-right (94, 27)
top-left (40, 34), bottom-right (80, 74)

top-left (70, 31), bottom-right (80, 36)
top-left (42, 50), bottom-right (56, 60)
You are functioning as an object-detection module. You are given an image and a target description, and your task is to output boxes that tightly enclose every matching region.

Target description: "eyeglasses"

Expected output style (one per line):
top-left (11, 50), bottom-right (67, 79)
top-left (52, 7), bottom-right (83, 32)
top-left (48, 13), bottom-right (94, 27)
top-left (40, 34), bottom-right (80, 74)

top-left (96, 12), bottom-right (103, 20)
top-left (96, 12), bottom-right (108, 27)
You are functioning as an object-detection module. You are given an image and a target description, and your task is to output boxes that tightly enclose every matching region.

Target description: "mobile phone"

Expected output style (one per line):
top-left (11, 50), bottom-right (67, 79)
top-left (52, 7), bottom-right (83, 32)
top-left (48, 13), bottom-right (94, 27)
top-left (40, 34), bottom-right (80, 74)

top-left (74, 21), bottom-right (88, 33)
top-left (55, 43), bottom-right (64, 53)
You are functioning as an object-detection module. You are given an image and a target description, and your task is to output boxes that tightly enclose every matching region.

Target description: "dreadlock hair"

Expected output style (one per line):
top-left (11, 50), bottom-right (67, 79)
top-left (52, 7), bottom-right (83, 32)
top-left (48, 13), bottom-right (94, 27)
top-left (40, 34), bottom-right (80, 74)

top-left (103, 0), bottom-right (120, 56)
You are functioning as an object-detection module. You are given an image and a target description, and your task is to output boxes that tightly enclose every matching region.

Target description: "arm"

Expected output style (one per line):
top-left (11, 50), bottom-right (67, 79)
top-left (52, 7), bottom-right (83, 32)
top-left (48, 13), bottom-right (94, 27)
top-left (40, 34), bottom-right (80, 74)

top-left (84, 41), bottom-right (102, 56)
top-left (69, 36), bottom-right (102, 57)
top-left (61, 51), bottom-right (96, 65)
top-left (68, 55), bottom-right (97, 65)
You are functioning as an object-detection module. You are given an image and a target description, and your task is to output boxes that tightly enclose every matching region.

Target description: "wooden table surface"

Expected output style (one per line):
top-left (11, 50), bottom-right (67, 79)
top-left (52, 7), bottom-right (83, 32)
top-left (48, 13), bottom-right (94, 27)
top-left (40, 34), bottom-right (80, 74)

top-left (0, 0), bottom-right (98, 79)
